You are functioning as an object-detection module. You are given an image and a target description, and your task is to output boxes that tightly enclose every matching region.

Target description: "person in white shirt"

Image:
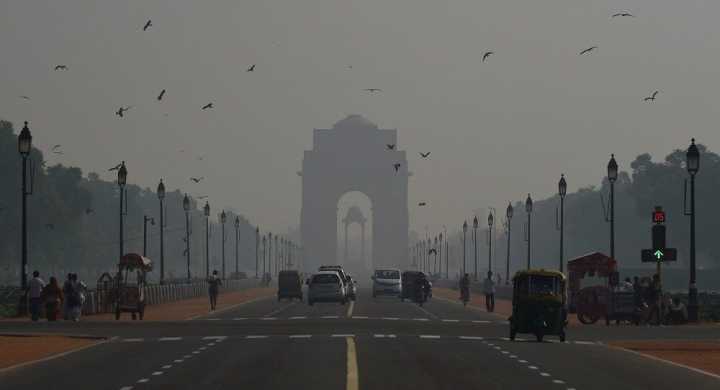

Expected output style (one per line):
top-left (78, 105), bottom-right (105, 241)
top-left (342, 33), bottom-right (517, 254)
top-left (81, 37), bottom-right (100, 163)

top-left (483, 271), bottom-right (496, 312)
top-left (28, 271), bottom-right (45, 321)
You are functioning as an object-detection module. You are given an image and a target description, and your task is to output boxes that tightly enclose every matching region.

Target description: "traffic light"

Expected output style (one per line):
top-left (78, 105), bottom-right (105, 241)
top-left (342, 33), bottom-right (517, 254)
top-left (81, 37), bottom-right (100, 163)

top-left (653, 209), bottom-right (666, 224)
top-left (652, 225), bottom-right (666, 251)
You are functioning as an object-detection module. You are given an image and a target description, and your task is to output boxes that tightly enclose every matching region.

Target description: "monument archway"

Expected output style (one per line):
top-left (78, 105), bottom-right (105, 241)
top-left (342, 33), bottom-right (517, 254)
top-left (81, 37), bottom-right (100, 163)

top-left (300, 115), bottom-right (409, 272)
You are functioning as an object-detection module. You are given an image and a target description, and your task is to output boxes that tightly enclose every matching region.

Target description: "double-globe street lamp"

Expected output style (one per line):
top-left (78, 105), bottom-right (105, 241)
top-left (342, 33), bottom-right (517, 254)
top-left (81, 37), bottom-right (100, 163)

top-left (204, 202), bottom-right (210, 278)
top-left (558, 174), bottom-right (567, 273)
top-left (118, 162), bottom-right (128, 265)
top-left (462, 221), bottom-right (468, 276)
top-left (220, 210), bottom-right (227, 279)
top-left (255, 227), bottom-right (260, 278)
top-left (157, 179), bottom-right (166, 284)
top-left (182, 194), bottom-right (191, 281)
top-left (685, 139), bottom-right (700, 321)
top-left (142, 215), bottom-right (155, 257)
top-left (607, 155), bottom-right (618, 259)
top-left (18, 122), bottom-right (32, 292)
top-left (525, 194), bottom-right (533, 270)
top-left (473, 216), bottom-right (479, 281)
top-left (487, 212), bottom-right (494, 276)
top-left (505, 202), bottom-right (514, 285)
top-left (235, 217), bottom-right (241, 279)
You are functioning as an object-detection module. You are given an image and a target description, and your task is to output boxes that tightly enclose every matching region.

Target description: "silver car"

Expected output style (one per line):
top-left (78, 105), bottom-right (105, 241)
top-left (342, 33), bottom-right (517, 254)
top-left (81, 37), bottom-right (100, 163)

top-left (372, 268), bottom-right (402, 298)
top-left (308, 271), bottom-right (347, 305)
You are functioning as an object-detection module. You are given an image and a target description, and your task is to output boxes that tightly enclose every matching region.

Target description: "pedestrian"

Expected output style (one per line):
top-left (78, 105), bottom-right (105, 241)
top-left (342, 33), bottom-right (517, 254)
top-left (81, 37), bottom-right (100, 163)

top-left (208, 270), bottom-right (222, 311)
top-left (68, 274), bottom-right (86, 321)
top-left (41, 277), bottom-right (63, 322)
top-left (483, 271), bottom-right (496, 312)
top-left (646, 274), bottom-right (662, 325)
top-left (28, 271), bottom-right (45, 322)
top-left (62, 273), bottom-right (73, 320)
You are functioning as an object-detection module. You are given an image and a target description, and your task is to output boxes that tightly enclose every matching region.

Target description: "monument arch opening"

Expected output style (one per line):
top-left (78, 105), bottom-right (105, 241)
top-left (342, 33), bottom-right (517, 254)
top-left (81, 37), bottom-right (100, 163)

top-left (337, 192), bottom-right (373, 277)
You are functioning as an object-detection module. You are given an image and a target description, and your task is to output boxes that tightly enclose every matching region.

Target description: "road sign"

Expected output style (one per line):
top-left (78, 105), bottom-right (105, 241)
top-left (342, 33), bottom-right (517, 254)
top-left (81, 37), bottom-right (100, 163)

top-left (641, 248), bottom-right (677, 263)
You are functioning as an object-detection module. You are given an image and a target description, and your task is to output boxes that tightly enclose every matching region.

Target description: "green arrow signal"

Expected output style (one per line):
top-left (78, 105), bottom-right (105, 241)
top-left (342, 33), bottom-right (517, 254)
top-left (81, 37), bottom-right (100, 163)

top-left (654, 250), bottom-right (664, 260)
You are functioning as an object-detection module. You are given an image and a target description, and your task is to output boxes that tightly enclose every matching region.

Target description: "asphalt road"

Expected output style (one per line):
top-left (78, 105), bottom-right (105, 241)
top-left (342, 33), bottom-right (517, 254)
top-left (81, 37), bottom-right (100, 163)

top-left (1, 288), bottom-right (718, 390)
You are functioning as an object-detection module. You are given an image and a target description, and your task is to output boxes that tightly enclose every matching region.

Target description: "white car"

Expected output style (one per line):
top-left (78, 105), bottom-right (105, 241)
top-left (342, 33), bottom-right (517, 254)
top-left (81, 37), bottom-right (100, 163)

top-left (372, 268), bottom-right (402, 298)
top-left (307, 271), bottom-right (347, 305)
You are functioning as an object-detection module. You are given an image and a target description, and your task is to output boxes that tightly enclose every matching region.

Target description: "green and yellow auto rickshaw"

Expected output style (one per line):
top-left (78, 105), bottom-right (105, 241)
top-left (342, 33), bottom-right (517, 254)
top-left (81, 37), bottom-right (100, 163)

top-left (509, 270), bottom-right (567, 342)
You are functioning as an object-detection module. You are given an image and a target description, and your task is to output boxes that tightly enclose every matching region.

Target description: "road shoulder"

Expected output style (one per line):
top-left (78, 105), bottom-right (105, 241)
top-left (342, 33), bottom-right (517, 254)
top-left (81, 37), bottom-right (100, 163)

top-left (608, 340), bottom-right (720, 378)
top-left (0, 334), bottom-right (108, 373)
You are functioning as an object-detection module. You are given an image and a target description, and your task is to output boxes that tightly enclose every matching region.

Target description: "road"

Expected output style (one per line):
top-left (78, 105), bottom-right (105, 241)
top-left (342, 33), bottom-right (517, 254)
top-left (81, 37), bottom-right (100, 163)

top-left (1, 287), bottom-right (718, 390)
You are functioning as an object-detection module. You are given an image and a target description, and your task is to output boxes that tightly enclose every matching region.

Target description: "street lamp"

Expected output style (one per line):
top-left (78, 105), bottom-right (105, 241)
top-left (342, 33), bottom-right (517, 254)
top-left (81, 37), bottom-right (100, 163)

top-left (438, 233), bottom-right (443, 279)
top-left (183, 194), bottom-right (191, 281)
top-left (473, 216), bottom-right (479, 280)
top-left (488, 212), bottom-right (494, 276)
top-left (142, 215), bottom-right (155, 257)
top-left (268, 232), bottom-right (273, 275)
top-left (118, 162), bottom-right (128, 265)
top-left (607, 154), bottom-right (618, 259)
top-left (234, 216), bottom-right (240, 279)
top-left (558, 174), bottom-right (567, 273)
top-left (204, 202), bottom-right (210, 278)
top-left (686, 139), bottom-right (700, 321)
top-left (262, 235), bottom-right (267, 278)
top-left (275, 235), bottom-right (279, 275)
top-left (505, 202), bottom-right (514, 285)
top-left (443, 225), bottom-right (448, 278)
top-left (220, 210), bottom-right (227, 279)
top-left (525, 194), bottom-right (533, 270)
top-left (462, 221), bottom-right (468, 276)
top-left (18, 121), bottom-right (32, 292)
top-left (157, 179), bottom-right (166, 284)
top-left (255, 227), bottom-right (260, 278)
top-left (434, 237), bottom-right (439, 275)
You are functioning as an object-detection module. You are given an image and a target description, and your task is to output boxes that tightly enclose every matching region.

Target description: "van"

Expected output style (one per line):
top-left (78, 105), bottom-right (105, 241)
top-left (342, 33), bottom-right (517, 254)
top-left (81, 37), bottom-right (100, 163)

top-left (372, 268), bottom-right (402, 298)
top-left (277, 270), bottom-right (303, 301)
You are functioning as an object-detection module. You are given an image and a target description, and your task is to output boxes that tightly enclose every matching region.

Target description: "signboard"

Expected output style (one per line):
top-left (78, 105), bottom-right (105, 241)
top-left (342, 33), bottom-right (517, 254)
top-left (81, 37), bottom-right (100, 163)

top-left (641, 248), bottom-right (677, 263)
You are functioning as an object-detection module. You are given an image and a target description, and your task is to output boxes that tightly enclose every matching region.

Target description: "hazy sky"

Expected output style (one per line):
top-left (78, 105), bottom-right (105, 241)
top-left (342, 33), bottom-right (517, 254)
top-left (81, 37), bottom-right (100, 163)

top-left (2, 0), bottom-right (720, 234)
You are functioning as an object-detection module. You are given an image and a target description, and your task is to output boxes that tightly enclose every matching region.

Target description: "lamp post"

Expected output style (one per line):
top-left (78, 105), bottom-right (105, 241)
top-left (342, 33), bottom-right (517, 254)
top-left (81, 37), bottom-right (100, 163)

top-left (220, 211), bottom-right (227, 279)
top-left (558, 174), bottom-right (567, 273)
top-left (505, 202), bottom-right (513, 285)
top-left (434, 237), bottom-right (439, 275)
top-left (462, 221), bottom-right (468, 276)
top-left (142, 215), bottom-right (155, 257)
top-left (473, 216), bottom-right (479, 281)
top-left (262, 236), bottom-right (267, 278)
top-left (275, 235), bottom-right (279, 275)
top-left (488, 212), bottom-right (494, 275)
top-left (157, 179), bottom-right (166, 284)
top-left (607, 155), bottom-right (618, 260)
top-left (525, 194), bottom-right (533, 270)
top-left (234, 217), bottom-right (240, 279)
top-left (268, 233), bottom-right (273, 275)
top-left (444, 226), bottom-right (448, 278)
top-left (204, 202), bottom-right (210, 278)
top-left (255, 227), bottom-right (260, 278)
top-left (118, 162), bottom-right (127, 264)
top-left (183, 194), bottom-right (191, 281)
top-left (438, 233), bottom-right (443, 278)
top-left (18, 122), bottom-right (32, 291)
top-left (686, 139), bottom-right (700, 321)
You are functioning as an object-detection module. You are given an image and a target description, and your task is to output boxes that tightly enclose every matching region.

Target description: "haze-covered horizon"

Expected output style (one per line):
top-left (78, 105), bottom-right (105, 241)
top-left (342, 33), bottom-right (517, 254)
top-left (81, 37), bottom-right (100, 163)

top-left (3, 0), bottom-right (720, 233)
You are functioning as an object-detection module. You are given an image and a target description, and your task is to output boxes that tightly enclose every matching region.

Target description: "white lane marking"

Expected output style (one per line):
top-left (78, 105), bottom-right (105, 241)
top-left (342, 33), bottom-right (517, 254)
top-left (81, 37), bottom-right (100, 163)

top-left (289, 335), bottom-right (312, 339)
top-left (488, 343), bottom-right (495, 346)
top-left (151, 371), bottom-right (163, 376)
top-left (322, 316), bottom-right (340, 319)
top-left (207, 343), bottom-right (215, 346)
top-left (373, 334), bottom-right (397, 338)
top-left (540, 372), bottom-right (551, 377)
top-left (137, 379), bottom-right (149, 383)
top-left (183, 355), bottom-right (192, 359)
top-left (199, 347), bottom-right (207, 350)
top-left (552, 379), bottom-right (565, 384)
top-left (159, 337), bottom-right (182, 342)
top-left (352, 316), bottom-right (369, 319)
top-left (382, 317), bottom-right (399, 321)
top-left (472, 320), bottom-right (491, 324)
top-left (205, 318), bottom-right (220, 321)
top-left (202, 336), bottom-right (228, 341)
top-left (419, 335), bottom-right (441, 339)
top-left (501, 337), bottom-right (510, 341)
top-left (413, 318), bottom-right (429, 321)
top-left (459, 336), bottom-right (484, 340)
top-left (346, 337), bottom-right (359, 390)
top-left (501, 351), bottom-right (509, 354)
top-left (494, 346), bottom-right (501, 350)
top-left (347, 300), bottom-right (355, 318)
top-left (573, 341), bottom-right (597, 345)
top-left (123, 338), bottom-right (144, 342)
top-left (290, 316), bottom-right (307, 320)
top-left (442, 319), bottom-right (460, 323)
top-left (246, 335), bottom-right (269, 339)
top-left (509, 355), bottom-right (517, 359)
top-left (119, 387), bottom-right (133, 390)
top-left (162, 365), bottom-right (172, 369)
top-left (192, 351), bottom-right (200, 354)
top-left (261, 317), bottom-right (278, 321)
top-left (528, 366), bottom-right (538, 370)
top-left (332, 334), bottom-right (355, 338)
top-left (174, 359), bottom-right (183, 363)
top-left (233, 317), bottom-right (247, 321)
top-left (518, 360), bottom-right (527, 363)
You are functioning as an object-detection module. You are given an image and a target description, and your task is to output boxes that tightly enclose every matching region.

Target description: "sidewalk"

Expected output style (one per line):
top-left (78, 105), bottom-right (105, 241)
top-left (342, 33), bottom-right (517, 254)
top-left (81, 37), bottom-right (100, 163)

top-left (0, 334), bottom-right (104, 371)
top-left (609, 340), bottom-right (720, 377)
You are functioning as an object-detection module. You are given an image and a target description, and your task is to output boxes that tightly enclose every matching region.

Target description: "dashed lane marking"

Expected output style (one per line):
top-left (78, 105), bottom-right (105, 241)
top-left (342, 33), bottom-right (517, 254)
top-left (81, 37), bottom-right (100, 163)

top-left (202, 336), bottom-right (228, 341)
top-left (123, 338), bottom-right (144, 342)
top-left (442, 319), bottom-right (459, 323)
top-left (289, 335), bottom-right (312, 339)
top-left (162, 365), bottom-right (172, 369)
top-left (419, 335), bottom-right (441, 339)
top-left (151, 371), bottom-right (163, 376)
top-left (373, 334), bottom-right (397, 338)
top-left (459, 336), bottom-right (484, 340)
top-left (290, 316), bottom-right (307, 320)
top-left (261, 317), bottom-right (278, 321)
top-left (332, 334), bottom-right (355, 338)
top-left (232, 317), bottom-right (247, 321)
top-left (137, 379), bottom-right (149, 383)
top-left (472, 320), bottom-right (491, 324)
top-left (528, 366), bottom-right (538, 370)
top-left (246, 335), bottom-right (269, 339)
top-left (159, 337), bottom-right (182, 342)
top-left (552, 379), bottom-right (565, 384)
top-left (173, 359), bottom-right (183, 363)
top-left (322, 316), bottom-right (340, 319)
top-left (540, 372), bottom-right (551, 377)
top-left (352, 316), bottom-right (369, 319)
top-left (206, 318), bottom-right (220, 321)
top-left (413, 318), bottom-right (429, 321)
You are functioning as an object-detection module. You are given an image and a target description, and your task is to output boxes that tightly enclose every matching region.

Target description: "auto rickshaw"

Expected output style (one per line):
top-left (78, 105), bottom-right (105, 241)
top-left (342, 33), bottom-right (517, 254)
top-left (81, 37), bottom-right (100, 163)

top-left (113, 253), bottom-right (152, 320)
top-left (509, 269), bottom-right (567, 342)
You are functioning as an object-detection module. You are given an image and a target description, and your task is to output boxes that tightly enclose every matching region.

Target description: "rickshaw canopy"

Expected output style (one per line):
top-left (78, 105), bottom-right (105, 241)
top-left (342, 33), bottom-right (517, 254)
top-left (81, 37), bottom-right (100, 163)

top-left (513, 269), bottom-right (566, 281)
top-left (567, 252), bottom-right (617, 278)
top-left (119, 253), bottom-right (153, 271)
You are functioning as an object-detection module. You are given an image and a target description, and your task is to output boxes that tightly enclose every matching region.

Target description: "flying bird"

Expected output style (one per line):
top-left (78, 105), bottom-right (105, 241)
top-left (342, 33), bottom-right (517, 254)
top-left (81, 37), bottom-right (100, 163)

top-left (196, 195), bottom-right (208, 200)
top-left (108, 163), bottom-right (123, 171)
top-left (143, 20), bottom-right (152, 31)
top-left (196, 155), bottom-right (206, 161)
top-left (85, 208), bottom-right (94, 215)
top-left (643, 90), bottom-right (659, 102)
top-left (364, 88), bottom-right (382, 93)
top-left (393, 163), bottom-right (402, 172)
top-left (115, 106), bottom-right (131, 117)
top-left (418, 202), bottom-right (427, 206)
top-left (201, 103), bottom-right (213, 110)
top-left (386, 144), bottom-right (396, 150)
top-left (19, 95), bottom-right (30, 100)
top-left (52, 150), bottom-right (64, 155)
top-left (157, 89), bottom-right (166, 101)
top-left (419, 152), bottom-right (430, 158)
top-left (54, 65), bottom-right (68, 71)
top-left (247, 64), bottom-right (256, 72)
top-left (45, 223), bottom-right (54, 230)
top-left (611, 12), bottom-right (634, 18)
top-left (190, 177), bottom-right (204, 183)
top-left (482, 51), bottom-right (494, 62)
top-left (51, 145), bottom-right (61, 151)
top-left (579, 46), bottom-right (598, 55)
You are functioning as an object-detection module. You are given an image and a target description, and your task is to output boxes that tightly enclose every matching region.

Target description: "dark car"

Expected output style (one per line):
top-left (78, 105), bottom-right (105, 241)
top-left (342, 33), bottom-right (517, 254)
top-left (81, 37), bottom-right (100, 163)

top-left (278, 270), bottom-right (303, 301)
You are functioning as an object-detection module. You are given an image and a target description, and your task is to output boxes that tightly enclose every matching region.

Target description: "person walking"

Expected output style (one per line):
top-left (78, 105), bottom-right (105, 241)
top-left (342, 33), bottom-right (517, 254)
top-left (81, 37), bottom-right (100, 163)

top-left (67, 274), bottom-right (86, 321)
top-left (28, 271), bottom-right (45, 322)
top-left (62, 273), bottom-right (73, 320)
top-left (483, 271), bottom-right (496, 312)
top-left (208, 270), bottom-right (222, 311)
top-left (41, 277), bottom-right (63, 322)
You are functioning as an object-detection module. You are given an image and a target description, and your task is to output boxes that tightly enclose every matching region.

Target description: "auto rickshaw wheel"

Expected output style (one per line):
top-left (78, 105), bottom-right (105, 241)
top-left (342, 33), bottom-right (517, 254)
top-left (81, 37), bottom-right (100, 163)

top-left (577, 312), bottom-right (599, 325)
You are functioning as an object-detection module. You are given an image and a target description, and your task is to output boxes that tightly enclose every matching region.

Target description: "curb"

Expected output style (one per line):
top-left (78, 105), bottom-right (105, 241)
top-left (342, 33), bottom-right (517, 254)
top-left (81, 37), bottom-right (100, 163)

top-left (607, 344), bottom-right (720, 381)
top-left (0, 335), bottom-right (113, 375)
top-left (0, 332), bottom-right (108, 340)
